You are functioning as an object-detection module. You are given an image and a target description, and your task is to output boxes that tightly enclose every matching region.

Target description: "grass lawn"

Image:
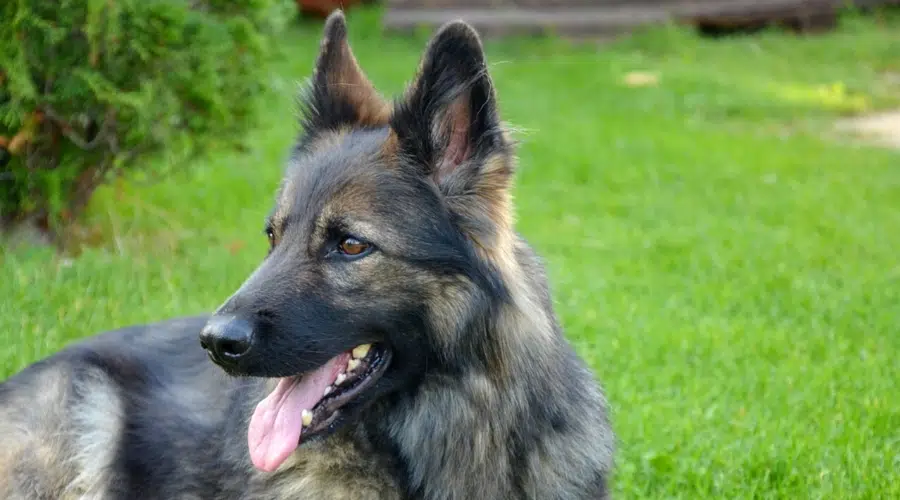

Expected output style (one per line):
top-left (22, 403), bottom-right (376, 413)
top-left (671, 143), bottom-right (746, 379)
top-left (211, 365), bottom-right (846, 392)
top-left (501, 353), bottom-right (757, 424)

top-left (2, 6), bottom-right (899, 498)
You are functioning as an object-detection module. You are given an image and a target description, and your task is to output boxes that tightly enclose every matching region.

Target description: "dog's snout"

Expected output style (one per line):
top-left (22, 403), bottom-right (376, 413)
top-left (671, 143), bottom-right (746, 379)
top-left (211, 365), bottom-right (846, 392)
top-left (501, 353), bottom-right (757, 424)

top-left (199, 315), bottom-right (254, 369)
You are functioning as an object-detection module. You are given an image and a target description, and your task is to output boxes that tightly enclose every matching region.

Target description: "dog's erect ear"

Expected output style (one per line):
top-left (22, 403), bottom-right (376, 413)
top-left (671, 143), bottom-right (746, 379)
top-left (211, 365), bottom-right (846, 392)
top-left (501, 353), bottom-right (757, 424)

top-left (392, 21), bottom-right (515, 252)
top-left (391, 21), bottom-right (510, 190)
top-left (301, 11), bottom-right (389, 134)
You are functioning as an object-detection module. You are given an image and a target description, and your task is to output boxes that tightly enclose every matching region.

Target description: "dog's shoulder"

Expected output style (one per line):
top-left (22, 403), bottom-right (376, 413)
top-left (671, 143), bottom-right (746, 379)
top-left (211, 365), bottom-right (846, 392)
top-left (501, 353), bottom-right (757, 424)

top-left (0, 315), bottom-right (243, 498)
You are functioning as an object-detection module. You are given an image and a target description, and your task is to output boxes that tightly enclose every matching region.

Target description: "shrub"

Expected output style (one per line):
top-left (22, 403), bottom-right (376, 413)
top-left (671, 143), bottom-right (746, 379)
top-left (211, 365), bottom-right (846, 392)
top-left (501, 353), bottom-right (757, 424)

top-left (0, 0), bottom-right (294, 236)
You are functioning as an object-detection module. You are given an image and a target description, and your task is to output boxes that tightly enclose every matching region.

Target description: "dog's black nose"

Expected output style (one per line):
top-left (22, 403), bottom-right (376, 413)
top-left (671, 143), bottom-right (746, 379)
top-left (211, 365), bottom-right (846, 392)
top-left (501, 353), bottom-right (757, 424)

top-left (199, 315), bottom-right (253, 368)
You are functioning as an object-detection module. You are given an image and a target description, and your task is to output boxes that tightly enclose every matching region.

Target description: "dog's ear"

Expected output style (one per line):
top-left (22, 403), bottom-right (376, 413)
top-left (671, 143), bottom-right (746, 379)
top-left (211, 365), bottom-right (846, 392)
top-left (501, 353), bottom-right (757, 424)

top-left (392, 22), bottom-right (515, 253)
top-left (301, 11), bottom-right (389, 135)
top-left (391, 21), bottom-right (511, 194)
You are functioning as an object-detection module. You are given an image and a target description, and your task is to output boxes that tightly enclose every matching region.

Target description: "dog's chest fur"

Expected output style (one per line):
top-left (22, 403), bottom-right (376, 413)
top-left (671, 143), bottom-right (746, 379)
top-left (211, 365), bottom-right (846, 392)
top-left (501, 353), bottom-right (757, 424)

top-left (249, 437), bottom-right (403, 500)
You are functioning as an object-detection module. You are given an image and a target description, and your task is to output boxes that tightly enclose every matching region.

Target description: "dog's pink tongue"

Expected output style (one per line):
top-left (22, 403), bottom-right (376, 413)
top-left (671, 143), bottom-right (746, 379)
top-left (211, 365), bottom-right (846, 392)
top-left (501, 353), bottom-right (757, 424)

top-left (248, 354), bottom-right (349, 472)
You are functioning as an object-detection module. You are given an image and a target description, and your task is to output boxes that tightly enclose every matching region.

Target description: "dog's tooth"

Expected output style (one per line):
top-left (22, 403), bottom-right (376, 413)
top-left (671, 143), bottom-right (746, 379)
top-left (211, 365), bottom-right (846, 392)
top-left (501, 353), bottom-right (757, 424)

top-left (324, 386), bottom-right (333, 396)
top-left (335, 373), bottom-right (347, 386)
top-left (301, 410), bottom-right (313, 426)
top-left (347, 359), bottom-right (360, 372)
top-left (352, 344), bottom-right (371, 359)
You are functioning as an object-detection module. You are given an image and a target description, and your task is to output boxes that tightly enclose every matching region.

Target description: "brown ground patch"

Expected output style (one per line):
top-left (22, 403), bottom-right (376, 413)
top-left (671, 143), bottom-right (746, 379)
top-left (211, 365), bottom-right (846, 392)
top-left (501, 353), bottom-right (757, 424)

top-left (835, 110), bottom-right (900, 149)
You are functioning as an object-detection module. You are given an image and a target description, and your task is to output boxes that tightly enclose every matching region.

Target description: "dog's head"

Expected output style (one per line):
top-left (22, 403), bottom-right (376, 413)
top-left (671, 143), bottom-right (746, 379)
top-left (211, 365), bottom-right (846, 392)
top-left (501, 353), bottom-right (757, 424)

top-left (199, 11), bottom-right (515, 472)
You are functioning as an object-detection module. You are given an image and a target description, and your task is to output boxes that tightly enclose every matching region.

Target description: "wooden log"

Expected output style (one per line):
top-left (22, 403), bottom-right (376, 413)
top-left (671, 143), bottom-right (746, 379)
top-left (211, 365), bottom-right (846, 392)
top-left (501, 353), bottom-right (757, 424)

top-left (383, 0), bottom-right (900, 38)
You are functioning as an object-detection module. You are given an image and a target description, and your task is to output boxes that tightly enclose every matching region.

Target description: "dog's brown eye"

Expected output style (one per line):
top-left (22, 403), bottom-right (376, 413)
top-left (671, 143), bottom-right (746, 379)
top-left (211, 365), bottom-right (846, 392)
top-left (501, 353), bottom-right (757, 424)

top-left (338, 237), bottom-right (370, 256)
top-left (265, 228), bottom-right (276, 249)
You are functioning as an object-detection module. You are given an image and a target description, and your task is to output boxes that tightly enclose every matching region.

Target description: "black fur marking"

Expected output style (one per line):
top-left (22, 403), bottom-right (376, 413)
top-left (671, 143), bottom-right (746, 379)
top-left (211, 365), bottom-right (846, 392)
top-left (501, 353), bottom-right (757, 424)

top-left (391, 22), bottom-right (506, 179)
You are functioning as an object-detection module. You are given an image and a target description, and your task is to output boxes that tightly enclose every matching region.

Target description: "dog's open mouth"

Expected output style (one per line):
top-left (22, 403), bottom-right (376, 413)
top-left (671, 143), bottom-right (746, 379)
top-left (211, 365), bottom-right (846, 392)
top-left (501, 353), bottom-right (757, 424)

top-left (247, 343), bottom-right (391, 472)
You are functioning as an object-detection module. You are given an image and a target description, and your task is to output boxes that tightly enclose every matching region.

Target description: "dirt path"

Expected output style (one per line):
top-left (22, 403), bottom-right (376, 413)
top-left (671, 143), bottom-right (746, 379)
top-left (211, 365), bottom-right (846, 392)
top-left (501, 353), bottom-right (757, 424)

top-left (835, 110), bottom-right (900, 149)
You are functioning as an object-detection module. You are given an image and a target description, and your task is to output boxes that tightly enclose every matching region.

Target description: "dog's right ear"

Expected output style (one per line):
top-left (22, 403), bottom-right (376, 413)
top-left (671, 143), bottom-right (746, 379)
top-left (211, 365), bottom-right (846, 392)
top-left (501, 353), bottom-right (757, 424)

top-left (300, 11), bottom-right (389, 135)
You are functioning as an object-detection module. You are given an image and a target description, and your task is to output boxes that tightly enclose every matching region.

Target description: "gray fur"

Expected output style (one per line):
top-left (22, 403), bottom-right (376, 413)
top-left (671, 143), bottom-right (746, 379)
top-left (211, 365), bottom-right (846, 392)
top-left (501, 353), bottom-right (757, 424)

top-left (0, 12), bottom-right (614, 500)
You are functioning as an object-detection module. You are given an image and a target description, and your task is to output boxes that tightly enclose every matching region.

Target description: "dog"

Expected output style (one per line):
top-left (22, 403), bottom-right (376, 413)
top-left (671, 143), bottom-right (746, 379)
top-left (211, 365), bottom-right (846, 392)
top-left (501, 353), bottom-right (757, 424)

top-left (0, 11), bottom-right (614, 499)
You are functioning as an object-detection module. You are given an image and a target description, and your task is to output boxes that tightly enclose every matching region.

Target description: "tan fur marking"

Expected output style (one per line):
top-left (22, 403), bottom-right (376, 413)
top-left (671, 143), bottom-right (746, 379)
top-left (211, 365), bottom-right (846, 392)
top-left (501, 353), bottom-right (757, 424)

top-left (317, 22), bottom-right (389, 127)
top-left (254, 435), bottom-right (401, 499)
top-left (442, 153), bottom-right (516, 265)
top-left (0, 365), bottom-right (79, 498)
top-left (324, 176), bottom-right (378, 218)
top-left (424, 276), bottom-right (480, 352)
top-left (64, 368), bottom-right (124, 498)
top-left (381, 130), bottom-right (400, 160)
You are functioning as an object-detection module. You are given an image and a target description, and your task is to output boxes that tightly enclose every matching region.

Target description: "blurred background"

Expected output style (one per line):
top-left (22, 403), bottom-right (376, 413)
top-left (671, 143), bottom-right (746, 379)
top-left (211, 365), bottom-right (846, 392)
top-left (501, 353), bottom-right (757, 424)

top-left (1, 1), bottom-right (898, 497)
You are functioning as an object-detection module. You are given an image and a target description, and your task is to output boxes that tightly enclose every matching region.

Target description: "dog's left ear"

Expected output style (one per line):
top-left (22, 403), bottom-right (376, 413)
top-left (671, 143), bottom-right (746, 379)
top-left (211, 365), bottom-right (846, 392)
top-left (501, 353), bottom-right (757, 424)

top-left (301, 11), bottom-right (389, 135)
top-left (391, 21), bottom-right (511, 195)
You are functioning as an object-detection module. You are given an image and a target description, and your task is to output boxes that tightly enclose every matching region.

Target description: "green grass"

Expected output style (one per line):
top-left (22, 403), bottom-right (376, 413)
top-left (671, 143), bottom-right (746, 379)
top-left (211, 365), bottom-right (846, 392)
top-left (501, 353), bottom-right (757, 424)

top-left (2, 7), bottom-right (899, 498)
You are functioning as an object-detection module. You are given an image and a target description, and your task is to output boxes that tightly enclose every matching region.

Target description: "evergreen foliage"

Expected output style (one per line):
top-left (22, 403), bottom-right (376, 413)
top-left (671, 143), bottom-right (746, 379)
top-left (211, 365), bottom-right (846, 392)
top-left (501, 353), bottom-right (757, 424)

top-left (0, 0), bottom-right (294, 232)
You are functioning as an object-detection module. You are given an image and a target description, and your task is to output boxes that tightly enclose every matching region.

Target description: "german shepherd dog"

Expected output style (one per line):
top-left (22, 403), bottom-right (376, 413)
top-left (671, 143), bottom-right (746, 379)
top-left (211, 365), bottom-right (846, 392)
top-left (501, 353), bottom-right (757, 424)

top-left (0, 12), bottom-right (614, 499)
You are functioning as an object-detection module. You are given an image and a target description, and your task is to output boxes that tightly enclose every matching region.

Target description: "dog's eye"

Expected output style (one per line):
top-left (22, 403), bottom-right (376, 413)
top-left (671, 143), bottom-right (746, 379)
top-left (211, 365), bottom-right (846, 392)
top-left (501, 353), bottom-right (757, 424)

top-left (338, 237), bottom-right (371, 257)
top-left (265, 228), bottom-right (276, 249)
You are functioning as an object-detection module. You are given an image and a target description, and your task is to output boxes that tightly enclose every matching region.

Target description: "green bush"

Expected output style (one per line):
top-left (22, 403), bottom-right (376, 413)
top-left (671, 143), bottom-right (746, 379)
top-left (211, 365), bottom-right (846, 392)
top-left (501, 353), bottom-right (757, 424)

top-left (0, 0), bottom-right (294, 234)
